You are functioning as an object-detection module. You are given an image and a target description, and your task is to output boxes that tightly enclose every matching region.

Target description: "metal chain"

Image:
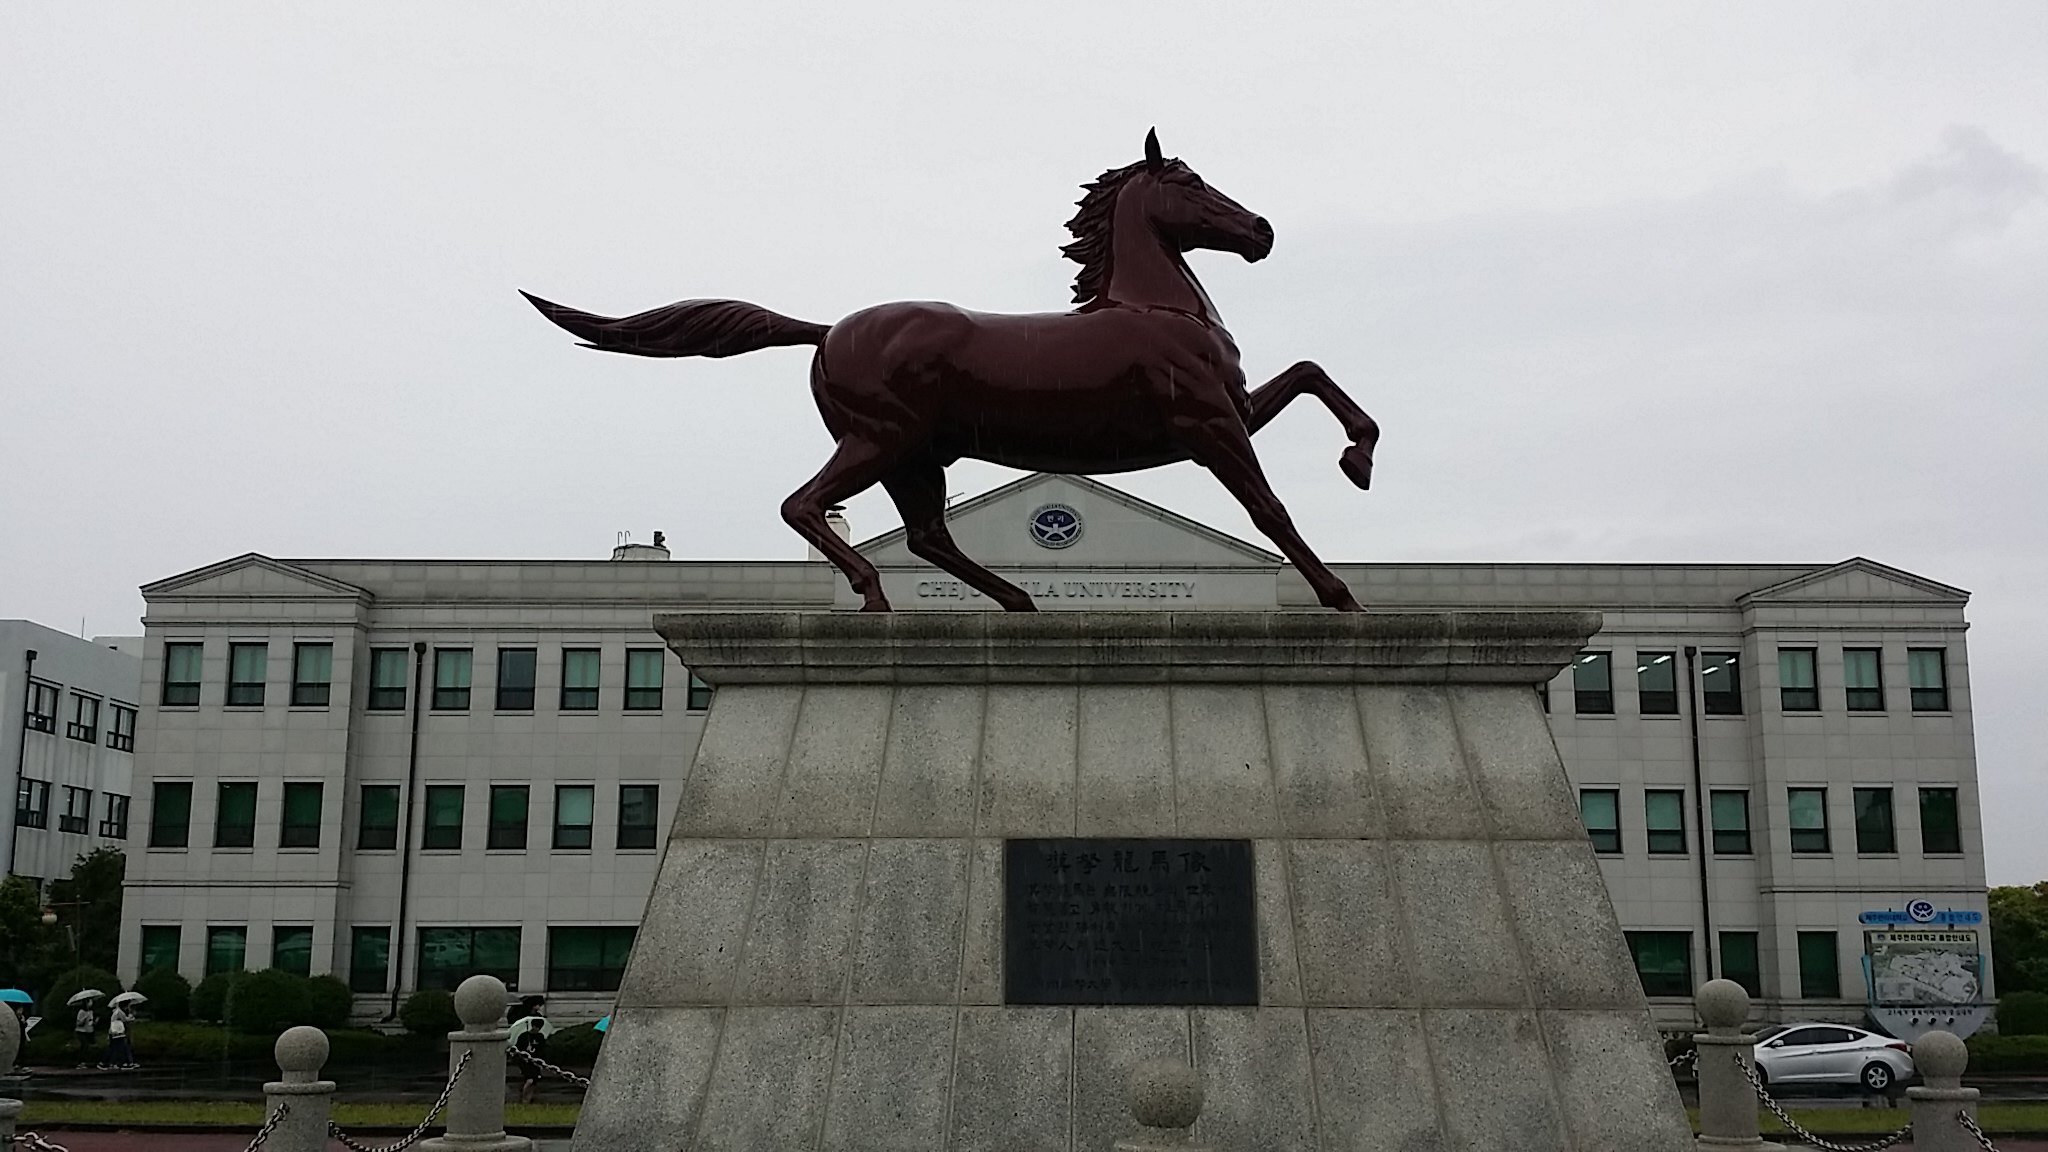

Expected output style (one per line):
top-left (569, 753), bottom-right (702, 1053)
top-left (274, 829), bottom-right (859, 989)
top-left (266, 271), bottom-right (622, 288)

top-left (244, 1099), bottom-right (290, 1151)
top-left (1958, 1109), bottom-right (2003, 1151)
top-left (1735, 1054), bottom-right (1912, 1152)
top-left (328, 1049), bottom-right (473, 1152)
top-left (10, 1134), bottom-right (72, 1152)
top-left (1666, 1048), bottom-right (1697, 1075)
top-left (511, 1046), bottom-right (592, 1089)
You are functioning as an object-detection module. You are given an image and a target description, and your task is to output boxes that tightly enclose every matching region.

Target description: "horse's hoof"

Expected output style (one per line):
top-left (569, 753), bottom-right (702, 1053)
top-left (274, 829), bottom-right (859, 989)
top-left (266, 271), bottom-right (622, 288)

top-left (1340, 445), bottom-right (1374, 490)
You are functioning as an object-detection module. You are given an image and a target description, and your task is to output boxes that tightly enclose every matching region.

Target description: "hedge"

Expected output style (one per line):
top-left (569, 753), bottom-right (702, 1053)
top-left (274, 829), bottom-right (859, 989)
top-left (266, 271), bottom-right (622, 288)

top-left (1998, 991), bottom-right (2048, 1037)
top-left (401, 990), bottom-right (459, 1037)
top-left (1967, 1034), bottom-right (2048, 1075)
top-left (132, 968), bottom-right (192, 1022)
top-left (26, 1021), bottom-right (435, 1066)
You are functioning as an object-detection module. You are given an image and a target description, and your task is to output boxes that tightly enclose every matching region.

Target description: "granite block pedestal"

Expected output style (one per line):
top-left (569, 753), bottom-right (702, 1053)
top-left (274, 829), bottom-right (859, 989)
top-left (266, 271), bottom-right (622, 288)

top-left (572, 612), bottom-right (1692, 1152)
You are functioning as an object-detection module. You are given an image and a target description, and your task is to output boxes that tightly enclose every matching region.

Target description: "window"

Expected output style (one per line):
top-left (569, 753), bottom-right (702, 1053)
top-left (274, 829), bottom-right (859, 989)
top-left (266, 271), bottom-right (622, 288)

top-left (553, 785), bottom-right (594, 850)
top-left (1700, 651), bottom-right (1742, 715)
top-left (368, 648), bottom-right (409, 711)
top-left (66, 694), bottom-right (100, 742)
top-left (150, 781), bottom-right (193, 848)
top-left (272, 926), bottom-right (313, 977)
top-left (140, 925), bottom-right (181, 975)
top-left (687, 672), bottom-right (713, 712)
top-left (422, 785), bottom-right (464, 850)
top-left (1720, 931), bottom-right (1762, 999)
top-left (1797, 931), bottom-right (1840, 998)
top-left (226, 642), bottom-right (268, 706)
top-left (1778, 648), bottom-right (1818, 712)
top-left (1788, 788), bottom-right (1830, 854)
top-left (487, 785), bottom-right (529, 850)
top-left (1710, 790), bottom-right (1751, 855)
top-left (560, 648), bottom-right (600, 711)
top-left (1625, 931), bottom-right (1693, 997)
top-left (350, 927), bottom-right (391, 993)
top-left (292, 643), bottom-right (333, 707)
top-left (417, 926), bottom-right (520, 991)
top-left (1909, 648), bottom-right (1949, 711)
top-left (1573, 652), bottom-right (1613, 715)
top-left (358, 785), bottom-right (400, 850)
top-left (206, 926), bottom-right (248, 977)
top-left (1853, 787), bottom-right (1896, 854)
top-left (59, 785), bottom-right (91, 834)
top-left (106, 703), bottom-right (136, 751)
top-left (495, 648), bottom-right (536, 711)
top-left (548, 926), bottom-right (637, 991)
top-left (432, 649), bottom-right (472, 711)
top-left (1636, 652), bottom-right (1678, 715)
top-left (625, 649), bottom-right (664, 711)
top-left (162, 642), bottom-right (203, 706)
top-left (1920, 788), bottom-right (1963, 855)
top-left (14, 780), bottom-right (49, 829)
top-left (215, 782), bottom-right (257, 848)
top-left (24, 681), bottom-right (58, 733)
top-left (100, 793), bottom-right (129, 839)
top-left (1645, 789), bottom-right (1687, 855)
top-left (1841, 647), bottom-right (1884, 712)
top-left (1579, 789), bottom-right (1621, 854)
top-left (618, 785), bottom-right (659, 849)
top-left (281, 782), bottom-right (323, 848)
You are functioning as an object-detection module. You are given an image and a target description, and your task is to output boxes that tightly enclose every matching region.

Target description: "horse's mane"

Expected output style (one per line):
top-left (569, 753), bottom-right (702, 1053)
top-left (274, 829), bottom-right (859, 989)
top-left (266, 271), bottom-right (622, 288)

top-left (1061, 158), bottom-right (1196, 306)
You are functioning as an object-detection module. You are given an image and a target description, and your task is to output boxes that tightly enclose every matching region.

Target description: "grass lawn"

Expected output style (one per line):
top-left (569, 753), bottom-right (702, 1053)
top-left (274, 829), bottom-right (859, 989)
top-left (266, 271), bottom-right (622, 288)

top-left (1685, 1102), bottom-right (2048, 1134)
top-left (19, 1099), bottom-right (582, 1128)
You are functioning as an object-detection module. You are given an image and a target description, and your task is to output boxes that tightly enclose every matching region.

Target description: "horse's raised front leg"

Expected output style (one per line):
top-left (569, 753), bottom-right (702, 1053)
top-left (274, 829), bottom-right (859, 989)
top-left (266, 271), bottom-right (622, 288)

top-left (881, 460), bottom-right (1038, 611)
top-left (781, 437), bottom-right (900, 611)
top-left (1177, 415), bottom-right (1363, 612)
top-left (1245, 360), bottom-right (1379, 490)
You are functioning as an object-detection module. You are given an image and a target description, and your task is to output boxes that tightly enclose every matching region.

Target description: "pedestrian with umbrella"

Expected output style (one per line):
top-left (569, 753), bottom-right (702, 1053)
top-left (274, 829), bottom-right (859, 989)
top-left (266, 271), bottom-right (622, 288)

top-left (107, 991), bottom-right (144, 1069)
top-left (0, 990), bottom-right (31, 1074)
top-left (68, 988), bottom-right (103, 1066)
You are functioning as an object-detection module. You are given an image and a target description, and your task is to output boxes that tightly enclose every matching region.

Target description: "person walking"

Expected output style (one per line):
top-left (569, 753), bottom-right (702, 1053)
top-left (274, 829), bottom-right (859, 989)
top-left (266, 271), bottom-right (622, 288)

top-left (512, 998), bottom-right (547, 1105)
top-left (72, 1001), bottom-right (96, 1066)
top-left (107, 1000), bottom-right (136, 1069)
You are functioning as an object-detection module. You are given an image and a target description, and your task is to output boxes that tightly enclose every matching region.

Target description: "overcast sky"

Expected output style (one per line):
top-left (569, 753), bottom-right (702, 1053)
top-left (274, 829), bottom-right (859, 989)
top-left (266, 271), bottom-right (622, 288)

top-left (3, 3), bottom-right (2043, 882)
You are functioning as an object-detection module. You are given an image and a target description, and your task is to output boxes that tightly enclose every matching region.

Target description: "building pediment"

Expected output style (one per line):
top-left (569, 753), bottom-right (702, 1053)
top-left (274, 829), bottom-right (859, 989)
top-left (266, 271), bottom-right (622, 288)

top-left (856, 473), bottom-right (1282, 569)
top-left (142, 553), bottom-right (372, 602)
top-left (1738, 557), bottom-right (1968, 605)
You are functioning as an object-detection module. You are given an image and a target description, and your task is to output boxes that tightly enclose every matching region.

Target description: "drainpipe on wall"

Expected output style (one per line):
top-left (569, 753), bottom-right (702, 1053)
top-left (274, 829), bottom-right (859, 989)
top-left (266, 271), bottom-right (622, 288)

top-left (386, 641), bottom-right (428, 1021)
top-left (8, 650), bottom-right (37, 877)
top-left (1685, 646), bottom-right (1716, 981)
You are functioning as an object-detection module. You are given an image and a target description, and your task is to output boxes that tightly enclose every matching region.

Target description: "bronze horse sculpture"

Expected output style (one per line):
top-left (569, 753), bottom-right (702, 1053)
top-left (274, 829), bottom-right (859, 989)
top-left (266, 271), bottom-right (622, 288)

top-left (524, 131), bottom-right (1379, 611)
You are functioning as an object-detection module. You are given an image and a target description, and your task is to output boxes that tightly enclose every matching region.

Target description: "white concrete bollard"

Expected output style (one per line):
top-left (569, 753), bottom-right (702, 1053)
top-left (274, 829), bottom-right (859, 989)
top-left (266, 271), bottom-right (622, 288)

top-left (1692, 979), bottom-right (1784, 1152)
top-left (418, 974), bottom-right (533, 1152)
top-left (1906, 1030), bottom-right (1980, 1152)
top-left (0, 1005), bottom-right (21, 1145)
top-left (262, 1025), bottom-right (335, 1152)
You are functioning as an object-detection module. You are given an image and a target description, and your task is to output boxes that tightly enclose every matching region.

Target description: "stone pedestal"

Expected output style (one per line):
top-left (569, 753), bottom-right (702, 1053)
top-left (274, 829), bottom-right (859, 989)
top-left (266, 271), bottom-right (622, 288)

top-left (573, 612), bottom-right (1692, 1152)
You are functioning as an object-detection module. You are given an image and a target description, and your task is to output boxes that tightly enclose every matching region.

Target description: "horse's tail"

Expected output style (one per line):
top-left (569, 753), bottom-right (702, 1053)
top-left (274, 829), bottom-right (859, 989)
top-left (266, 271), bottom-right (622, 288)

top-left (520, 291), bottom-right (828, 359)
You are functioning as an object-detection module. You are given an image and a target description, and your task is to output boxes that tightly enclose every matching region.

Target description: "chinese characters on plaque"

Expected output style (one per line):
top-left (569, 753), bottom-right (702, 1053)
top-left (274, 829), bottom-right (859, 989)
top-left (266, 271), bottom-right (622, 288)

top-left (1003, 838), bottom-right (1258, 1005)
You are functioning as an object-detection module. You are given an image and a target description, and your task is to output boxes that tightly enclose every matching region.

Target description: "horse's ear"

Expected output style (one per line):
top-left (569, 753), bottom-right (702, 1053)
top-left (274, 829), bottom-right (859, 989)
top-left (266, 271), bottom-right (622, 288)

top-left (1144, 128), bottom-right (1164, 174)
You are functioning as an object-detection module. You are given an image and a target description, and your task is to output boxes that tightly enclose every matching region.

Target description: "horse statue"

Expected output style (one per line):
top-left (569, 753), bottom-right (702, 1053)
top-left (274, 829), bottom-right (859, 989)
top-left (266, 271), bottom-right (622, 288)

top-left (523, 130), bottom-right (1379, 611)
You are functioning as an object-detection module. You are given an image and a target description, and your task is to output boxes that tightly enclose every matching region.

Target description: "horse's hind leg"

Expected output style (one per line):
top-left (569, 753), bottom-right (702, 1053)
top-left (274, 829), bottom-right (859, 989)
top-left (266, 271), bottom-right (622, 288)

top-left (1177, 416), bottom-right (1363, 612)
top-left (1245, 360), bottom-right (1379, 490)
top-left (781, 437), bottom-right (900, 611)
top-left (882, 460), bottom-right (1037, 611)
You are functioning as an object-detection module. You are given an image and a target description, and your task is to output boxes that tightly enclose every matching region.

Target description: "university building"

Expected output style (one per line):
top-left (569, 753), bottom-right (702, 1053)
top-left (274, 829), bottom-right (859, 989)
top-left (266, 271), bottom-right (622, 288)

top-left (118, 473), bottom-right (1991, 1029)
top-left (4, 620), bottom-right (142, 890)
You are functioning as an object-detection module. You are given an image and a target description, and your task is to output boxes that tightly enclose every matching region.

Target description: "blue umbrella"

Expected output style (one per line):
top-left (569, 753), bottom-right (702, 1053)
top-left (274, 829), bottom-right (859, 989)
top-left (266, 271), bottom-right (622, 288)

top-left (0, 990), bottom-right (32, 1005)
top-left (593, 1015), bottom-right (609, 1033)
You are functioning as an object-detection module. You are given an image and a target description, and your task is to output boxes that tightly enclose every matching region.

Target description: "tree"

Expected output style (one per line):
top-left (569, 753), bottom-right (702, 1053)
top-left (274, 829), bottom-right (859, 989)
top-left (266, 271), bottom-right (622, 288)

top-left (46, 847), bottom-right (124, 971)
top-left (1990, 882), bottom-right (2048, 996)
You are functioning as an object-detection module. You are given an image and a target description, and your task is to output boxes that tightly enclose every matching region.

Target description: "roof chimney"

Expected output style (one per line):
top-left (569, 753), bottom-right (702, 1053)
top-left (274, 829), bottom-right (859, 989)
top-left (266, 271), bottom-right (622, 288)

top-left (610, 530), bottom-right (672, 562)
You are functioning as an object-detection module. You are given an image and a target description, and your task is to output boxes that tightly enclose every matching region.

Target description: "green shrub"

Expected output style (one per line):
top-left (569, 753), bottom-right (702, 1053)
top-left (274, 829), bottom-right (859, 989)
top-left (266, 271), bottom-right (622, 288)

top-left (1999, 991), bottom-right (2048, 1036)
top-left (132, 969), bottom-right (192, 1023)
top-left (191, 972), bottom-right (242, 1022)
top-left (1966, 1033), bottom-right (2048, 1075)
top-left (401, 990), bottom-right (458, 1037)
top-left (546, 1022), bottom-right (603, 1066)
top-left (225, 970), bottom-right (311, 1034)
top-left (305, 975), bottom-right (354, 1030)
top-left (39, 965), bottom-right (123, 1021)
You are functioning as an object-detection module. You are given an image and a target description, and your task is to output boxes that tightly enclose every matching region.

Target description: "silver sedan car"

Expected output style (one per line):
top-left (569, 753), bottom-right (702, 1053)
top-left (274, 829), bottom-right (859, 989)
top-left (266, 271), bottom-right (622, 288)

top-left (1752, 1023), bottom-right (1916, 1093)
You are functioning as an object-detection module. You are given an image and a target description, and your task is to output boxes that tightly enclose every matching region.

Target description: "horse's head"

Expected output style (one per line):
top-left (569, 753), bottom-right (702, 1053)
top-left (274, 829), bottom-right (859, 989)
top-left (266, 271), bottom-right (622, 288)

top-left (1126, 129), bottom-right (1273, 263)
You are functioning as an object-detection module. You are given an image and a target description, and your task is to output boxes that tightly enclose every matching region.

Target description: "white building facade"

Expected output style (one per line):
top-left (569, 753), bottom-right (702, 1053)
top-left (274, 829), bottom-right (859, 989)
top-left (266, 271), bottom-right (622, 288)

top-left (4, 620), bottom-right (142, 890)
top-left (119, 474), bottom-right (1992, 1029)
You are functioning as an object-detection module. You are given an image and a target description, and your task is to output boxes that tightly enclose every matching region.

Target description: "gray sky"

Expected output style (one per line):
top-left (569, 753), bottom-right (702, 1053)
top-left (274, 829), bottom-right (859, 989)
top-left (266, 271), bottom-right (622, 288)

top-left (3, 3), bottom-right (2043, 882)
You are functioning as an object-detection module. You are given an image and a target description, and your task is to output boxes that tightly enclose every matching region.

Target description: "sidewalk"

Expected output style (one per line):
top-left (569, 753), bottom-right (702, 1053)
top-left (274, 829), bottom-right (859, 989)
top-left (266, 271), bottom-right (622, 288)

top-left (26, 1136), bottom-right (574, 1151)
